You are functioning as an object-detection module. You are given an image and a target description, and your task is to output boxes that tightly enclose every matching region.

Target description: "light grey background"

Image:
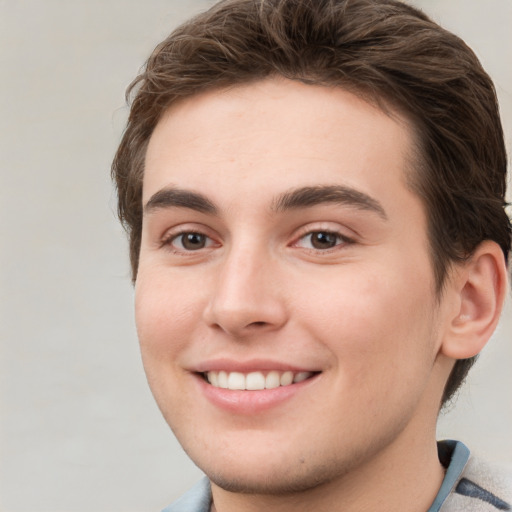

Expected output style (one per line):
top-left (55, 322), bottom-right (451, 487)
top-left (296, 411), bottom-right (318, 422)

top-left (0, 1), bottom-right (510, 511)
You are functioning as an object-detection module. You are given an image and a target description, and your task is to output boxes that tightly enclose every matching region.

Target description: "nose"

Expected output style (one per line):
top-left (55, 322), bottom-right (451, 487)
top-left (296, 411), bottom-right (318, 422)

top-left (202, 244), bottom-right (288, 338)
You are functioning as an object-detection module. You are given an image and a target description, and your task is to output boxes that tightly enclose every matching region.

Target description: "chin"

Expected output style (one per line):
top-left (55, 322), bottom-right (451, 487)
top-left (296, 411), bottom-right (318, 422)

top-left (203, 459), bottom-right (347, 496)
top-left (182, 433), bottom-right (373, 497)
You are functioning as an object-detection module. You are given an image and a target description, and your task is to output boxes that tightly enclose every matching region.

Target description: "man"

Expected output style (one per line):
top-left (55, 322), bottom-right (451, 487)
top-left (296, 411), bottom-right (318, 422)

top-left (112, 0), bottom-right (511, 510)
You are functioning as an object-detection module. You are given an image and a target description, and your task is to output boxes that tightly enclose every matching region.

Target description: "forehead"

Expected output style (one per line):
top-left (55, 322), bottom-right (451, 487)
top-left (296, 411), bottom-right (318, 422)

top-left (143, 78), bottom-right (418, 219)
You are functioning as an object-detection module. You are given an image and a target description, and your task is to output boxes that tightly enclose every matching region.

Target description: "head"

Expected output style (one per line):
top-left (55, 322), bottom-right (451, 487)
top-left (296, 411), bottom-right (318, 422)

top-left (112, 0), bottom-right (509, 425)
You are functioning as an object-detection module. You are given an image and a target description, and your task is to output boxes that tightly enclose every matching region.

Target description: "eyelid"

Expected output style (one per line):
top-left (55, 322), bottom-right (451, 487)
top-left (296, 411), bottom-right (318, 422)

top-left (159, 224), bottom-right (220, 252)
top-left (168, 231), bottom-right (214, 250)
top-left (296, 232), bottom-right (351, 249)
top-left (292, 222), bottom-right (356, 240)
top-left (290, 224), bottom-right (357, 252)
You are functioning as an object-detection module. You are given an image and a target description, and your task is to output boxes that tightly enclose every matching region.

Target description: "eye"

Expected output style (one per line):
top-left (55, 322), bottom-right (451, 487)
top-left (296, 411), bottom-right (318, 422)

top-left (167, 231), bottom-right (213, 251)
top-left (296, 230), bottom-right (349, 250)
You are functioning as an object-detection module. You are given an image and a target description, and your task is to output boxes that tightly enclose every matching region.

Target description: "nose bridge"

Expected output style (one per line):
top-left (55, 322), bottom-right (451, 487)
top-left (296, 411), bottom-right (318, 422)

top-left (203, 237), bottom-right (286, 336)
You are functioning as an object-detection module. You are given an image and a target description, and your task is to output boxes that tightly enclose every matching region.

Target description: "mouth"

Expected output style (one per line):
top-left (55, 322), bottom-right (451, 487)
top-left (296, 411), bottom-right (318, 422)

top-left (202, 370), bottom-right (317, 390)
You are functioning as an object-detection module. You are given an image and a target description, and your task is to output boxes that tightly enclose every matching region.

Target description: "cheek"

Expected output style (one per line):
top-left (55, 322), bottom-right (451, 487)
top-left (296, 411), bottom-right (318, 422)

top-left (134, 270), bottom-right (203, 361)
top-left (134, 271), bottom-right (207, 427)
top-left (295, 263), bottom-right (437, 380)
top-left (297, 269), bottom-right (438, 439)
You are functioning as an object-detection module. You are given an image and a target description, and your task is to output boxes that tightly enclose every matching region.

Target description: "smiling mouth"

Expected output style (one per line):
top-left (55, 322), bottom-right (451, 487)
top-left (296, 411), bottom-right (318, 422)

top-left (203, 370), bottom-right (317, 391)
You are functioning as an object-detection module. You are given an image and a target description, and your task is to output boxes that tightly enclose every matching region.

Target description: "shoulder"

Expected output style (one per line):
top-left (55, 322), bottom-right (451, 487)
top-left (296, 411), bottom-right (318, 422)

top-left (442, 451), bottom-right (512, 511)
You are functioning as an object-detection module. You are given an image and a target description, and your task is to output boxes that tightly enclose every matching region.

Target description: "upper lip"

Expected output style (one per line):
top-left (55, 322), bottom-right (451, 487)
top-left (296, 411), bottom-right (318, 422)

top-left (193, 358), bottom-right (319, 374)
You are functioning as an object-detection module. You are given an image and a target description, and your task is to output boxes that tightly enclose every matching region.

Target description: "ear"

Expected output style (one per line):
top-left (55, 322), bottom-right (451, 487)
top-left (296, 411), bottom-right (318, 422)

top-left (440, 241), bottom-right (508, 360)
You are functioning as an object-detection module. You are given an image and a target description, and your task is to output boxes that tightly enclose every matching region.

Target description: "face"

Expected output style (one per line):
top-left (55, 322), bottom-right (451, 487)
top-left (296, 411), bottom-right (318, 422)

top-left (136, 79), bottom-right (451, 494)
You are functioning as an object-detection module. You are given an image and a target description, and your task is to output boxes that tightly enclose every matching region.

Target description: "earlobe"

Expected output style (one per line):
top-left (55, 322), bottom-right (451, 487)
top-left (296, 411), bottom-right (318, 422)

top-left (440, 241), bottom-right (508, 360)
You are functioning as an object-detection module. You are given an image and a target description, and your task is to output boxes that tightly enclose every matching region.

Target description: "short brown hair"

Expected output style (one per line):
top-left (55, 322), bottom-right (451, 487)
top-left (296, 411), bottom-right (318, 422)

top-left (112, 0), bottom-right (510, 405)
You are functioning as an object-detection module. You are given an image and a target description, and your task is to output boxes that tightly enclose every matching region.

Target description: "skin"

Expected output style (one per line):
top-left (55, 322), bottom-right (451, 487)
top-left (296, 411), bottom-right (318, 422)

top-left (135, 78), bottom-right (505, 511)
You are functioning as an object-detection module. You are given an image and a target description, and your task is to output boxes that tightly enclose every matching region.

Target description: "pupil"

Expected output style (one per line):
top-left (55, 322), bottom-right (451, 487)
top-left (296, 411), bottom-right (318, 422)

top-left (182, 233), bottom-right (205, 250)
top-left (312, 232), bottom-right (337, 249)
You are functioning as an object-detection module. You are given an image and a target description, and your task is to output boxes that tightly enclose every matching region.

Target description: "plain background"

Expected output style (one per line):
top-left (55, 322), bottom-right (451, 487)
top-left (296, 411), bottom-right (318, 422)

top-left (0, 1), bottom-right (511, 510)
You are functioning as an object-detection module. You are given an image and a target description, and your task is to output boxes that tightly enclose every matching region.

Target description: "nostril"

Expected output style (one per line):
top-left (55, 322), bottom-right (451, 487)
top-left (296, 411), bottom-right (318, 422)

top-left (248, 321), bottom-right (267, 328)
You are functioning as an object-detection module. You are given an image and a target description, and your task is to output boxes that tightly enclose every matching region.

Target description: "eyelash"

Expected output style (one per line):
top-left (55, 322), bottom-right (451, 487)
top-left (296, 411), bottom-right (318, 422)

top-left (161, 227), bottom-right (354, 255)
top-left (293, 230), bottom-right (354, 252)
top-left (161, 230), bottom-right (216, 253)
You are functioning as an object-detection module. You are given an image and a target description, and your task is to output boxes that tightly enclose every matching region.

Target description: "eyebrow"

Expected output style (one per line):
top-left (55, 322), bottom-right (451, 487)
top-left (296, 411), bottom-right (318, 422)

top-left (273, 185), bottom-right (387, 219)
top-left (143, 184), bottom-right (387, 220)
top-left (144, 187), bottom-right (217, 215)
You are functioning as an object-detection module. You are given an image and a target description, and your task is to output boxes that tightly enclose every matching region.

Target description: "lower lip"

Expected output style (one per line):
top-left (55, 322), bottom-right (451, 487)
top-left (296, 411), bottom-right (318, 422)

top-left (196, 374), bottom-right (319, 414)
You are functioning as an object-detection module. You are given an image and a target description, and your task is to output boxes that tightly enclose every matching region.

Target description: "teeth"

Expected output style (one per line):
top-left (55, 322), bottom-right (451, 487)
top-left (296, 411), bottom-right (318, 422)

top-left (209, 371), bottom-right (219, 387)
top-left (265, 371), bottom-right (281, 389)
top-left (293, 372), bottom-right (311, 383)
top-left (205, 370), bottom-right (314, 390)
top-left (280, 371), bottom-right (294, 386)
top-left (218, 371), bottom-right (228, 389)
top-left (246, 372), bottom-right (265, 390)
top-left (228, 372), bottom-right (245, 390)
